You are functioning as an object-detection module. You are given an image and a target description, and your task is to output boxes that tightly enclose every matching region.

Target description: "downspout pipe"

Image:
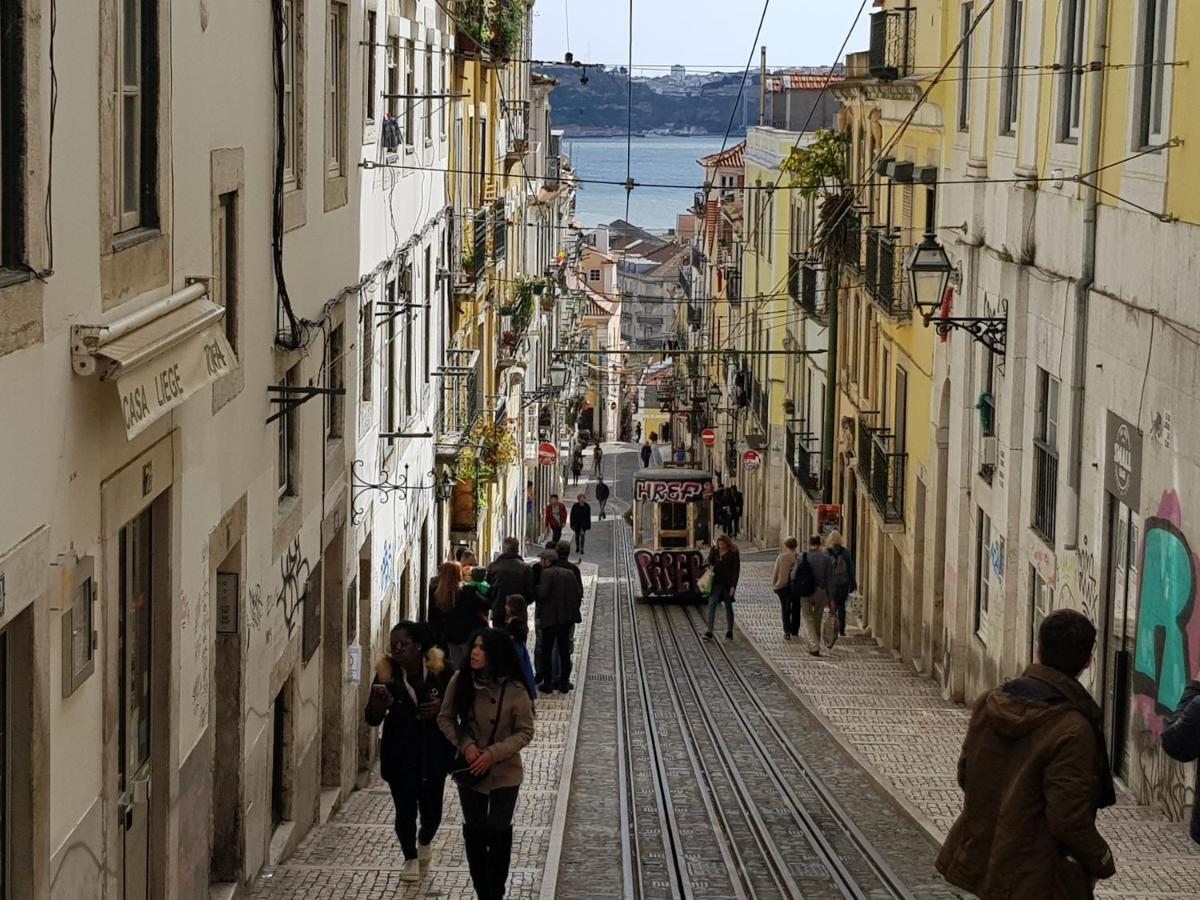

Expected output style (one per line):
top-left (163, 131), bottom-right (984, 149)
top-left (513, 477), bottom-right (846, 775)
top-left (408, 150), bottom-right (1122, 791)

top-left (1065, 0), bottom-right (1109, 548)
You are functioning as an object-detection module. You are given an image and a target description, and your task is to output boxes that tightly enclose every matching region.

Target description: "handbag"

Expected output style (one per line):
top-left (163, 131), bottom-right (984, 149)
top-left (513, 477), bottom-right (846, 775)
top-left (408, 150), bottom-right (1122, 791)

top-left (451, 681), bottom-right (508, 788)
top-left (821, 602), bottom-right (839, 650)
top-left (697, 569), bottom-right (714, 597)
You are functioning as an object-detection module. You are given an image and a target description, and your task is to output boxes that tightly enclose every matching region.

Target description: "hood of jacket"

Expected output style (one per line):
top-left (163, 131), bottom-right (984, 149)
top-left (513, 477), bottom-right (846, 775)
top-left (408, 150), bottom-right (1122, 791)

top-left (983, 663), bottom-right (1104, 738)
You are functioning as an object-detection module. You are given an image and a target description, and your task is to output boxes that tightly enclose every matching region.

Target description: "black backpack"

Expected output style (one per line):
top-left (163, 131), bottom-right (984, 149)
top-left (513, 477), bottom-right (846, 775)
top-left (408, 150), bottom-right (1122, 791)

top-left (792, 552), bottom-right (816, 597)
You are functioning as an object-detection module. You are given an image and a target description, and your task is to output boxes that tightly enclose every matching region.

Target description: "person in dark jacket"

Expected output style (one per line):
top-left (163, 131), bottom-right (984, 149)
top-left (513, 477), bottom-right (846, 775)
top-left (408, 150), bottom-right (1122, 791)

top-left (498, 594), bottom-right (537, 702)
top-left (730, 486), bottom-right (744, 537)
top-left (937, 609), bottom-right (1116, 899)
top-left (428, 562), bottom-right (489, 670)
top-left (640, 439), bottom-right (652, 468)
top-left (826, 530), bottom-right (857, 637)
top-left (595, 476), bottom-right (610, 520)
top-left (365, 621), bottom-right (455, 879)
top-left (703, 534), bottom-right (740, 641)
top-left (536, 549), bottom-right (584, 692)
top-left (1161, 674), bottom-right (1200, 844)
top-left (569, 493), bottom-right (592, 555)
top-left (486, 537), bottom-right (533, 628)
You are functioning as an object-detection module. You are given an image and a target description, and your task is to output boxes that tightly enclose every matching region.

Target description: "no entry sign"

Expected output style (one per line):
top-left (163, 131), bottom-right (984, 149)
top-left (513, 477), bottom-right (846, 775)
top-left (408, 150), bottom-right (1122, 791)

top-left (537, 442), bottom-right (558, 466)
top-left (700, 428), bottom-right (717, 447)
top-left (741, 450), bottom-right (762, 473)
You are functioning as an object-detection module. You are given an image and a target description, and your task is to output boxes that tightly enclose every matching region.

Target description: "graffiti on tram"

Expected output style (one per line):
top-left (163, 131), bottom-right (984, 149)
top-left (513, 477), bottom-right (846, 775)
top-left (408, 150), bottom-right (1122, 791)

top-left (634, 549), bottom-right (708, 596)
top-left (633, 480), bottom-right (714, 504)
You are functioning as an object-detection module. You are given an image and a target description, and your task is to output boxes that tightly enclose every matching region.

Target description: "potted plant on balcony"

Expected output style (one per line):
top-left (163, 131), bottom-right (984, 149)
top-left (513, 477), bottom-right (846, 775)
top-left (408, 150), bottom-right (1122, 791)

top-left (457, 420), bottom-right (518, 489)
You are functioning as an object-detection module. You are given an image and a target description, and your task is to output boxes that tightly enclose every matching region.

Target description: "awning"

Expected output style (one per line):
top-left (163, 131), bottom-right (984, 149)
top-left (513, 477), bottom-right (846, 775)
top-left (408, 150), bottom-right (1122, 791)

top-left (71, 283), bottom-right (236, 440)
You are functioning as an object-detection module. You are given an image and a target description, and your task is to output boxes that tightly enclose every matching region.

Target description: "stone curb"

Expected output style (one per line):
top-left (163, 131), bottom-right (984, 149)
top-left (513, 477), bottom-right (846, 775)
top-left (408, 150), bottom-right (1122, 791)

top-left (537, 562), bottom-right (600, 900)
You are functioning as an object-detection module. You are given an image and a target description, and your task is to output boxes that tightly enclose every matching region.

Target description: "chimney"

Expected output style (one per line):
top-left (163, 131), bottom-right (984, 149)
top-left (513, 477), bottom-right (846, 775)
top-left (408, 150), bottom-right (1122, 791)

top-left (595, 224), bottom-right (610, 256)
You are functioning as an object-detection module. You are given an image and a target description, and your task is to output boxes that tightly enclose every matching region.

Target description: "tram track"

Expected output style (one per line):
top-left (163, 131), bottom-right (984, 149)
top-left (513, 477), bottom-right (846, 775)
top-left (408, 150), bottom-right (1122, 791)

top-left (612, 518), bottom-right (920, 900)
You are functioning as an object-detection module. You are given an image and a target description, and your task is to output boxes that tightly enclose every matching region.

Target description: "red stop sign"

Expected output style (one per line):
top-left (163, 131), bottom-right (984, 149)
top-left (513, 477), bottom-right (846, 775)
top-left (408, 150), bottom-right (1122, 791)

top-left (537, 442), bottom-right (558, 466)
top-left (700, 428), bottom-right (717, 447)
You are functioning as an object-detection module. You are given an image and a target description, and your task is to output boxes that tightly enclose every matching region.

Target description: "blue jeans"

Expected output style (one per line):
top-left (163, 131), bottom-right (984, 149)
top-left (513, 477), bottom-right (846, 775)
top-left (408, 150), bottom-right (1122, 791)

top-left (706, 584), bottom-right (734, 635)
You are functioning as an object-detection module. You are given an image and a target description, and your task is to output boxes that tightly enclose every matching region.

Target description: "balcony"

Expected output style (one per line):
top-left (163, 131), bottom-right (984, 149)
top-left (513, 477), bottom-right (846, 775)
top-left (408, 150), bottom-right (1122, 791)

top-left (868, 7), bottom-right (915, 81)
top-left (868, 431), bottom-right (906, 524)
top-left (1032, 440), bottom-right (1058, 543)
top-left (435, 349), bottom-right (481, 455)
top-left (865, 229), bottom-right (908, 317)
top-left (473, 208), bottom-right (488, 282)
top-left (800, 261), bottom-right (828, 320)
top-left (787, 252), bottom-right (802, 306)
top-left (786, 424), bottom-right (821, 497)
top-left (493, 199), bottom-right (507, 262)
top-left (727, 268), bottom-right (741, 305)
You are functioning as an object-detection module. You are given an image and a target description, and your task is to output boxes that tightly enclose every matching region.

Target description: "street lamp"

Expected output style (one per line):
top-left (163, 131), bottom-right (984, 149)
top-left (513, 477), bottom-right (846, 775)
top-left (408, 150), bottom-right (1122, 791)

top-left (905, 231), bottom-right (955, 322)
top-left (437, 468), bottom-right (457, 502)
top-left (548, 360), bottom-right (568, 391)
top-left (706, 384), bottom-right (722, 408)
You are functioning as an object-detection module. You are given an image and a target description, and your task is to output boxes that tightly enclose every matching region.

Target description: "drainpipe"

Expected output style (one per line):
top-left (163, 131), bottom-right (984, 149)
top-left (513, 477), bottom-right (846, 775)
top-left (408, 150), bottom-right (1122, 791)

top-left (1065, 0), bottom-right (1109, 549)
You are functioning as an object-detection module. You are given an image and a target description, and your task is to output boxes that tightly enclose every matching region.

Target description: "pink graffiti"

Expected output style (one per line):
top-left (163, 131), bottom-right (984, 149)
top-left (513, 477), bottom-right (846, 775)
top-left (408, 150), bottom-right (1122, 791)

top-left (634, 549), bottom-right (707, 596)
top-left (634, 480), bottom-right (713, 503)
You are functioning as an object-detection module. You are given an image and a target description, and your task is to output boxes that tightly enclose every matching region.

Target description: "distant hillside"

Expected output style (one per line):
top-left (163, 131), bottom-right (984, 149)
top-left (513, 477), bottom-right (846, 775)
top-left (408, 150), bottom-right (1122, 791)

top-left (537, 64), bottom-right (759, 137)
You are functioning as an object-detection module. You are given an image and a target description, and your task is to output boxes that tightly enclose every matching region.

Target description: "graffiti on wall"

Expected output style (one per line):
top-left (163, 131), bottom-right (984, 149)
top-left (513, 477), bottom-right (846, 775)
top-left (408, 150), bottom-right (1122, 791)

top-left (634, 549), bottom-right (707, 597)
top-left (634, 480), bottom-right (713, 503)
top-left (989, 537), bottom-right (1005, 581)
top-left (1148, 409), bottom-right (1173, 449)
top-left (247, 583), bottom-right (266, 631)
top-left (380, 540), bottom-right (395, 594)
top-left (277, 536), bottom-right (311, 636)
top-left (1056, 535), bottom-right (1100, 627)
top-left (1132, 491), bottom-right (1200, 821)
top-left (191, 545), bottom-right (212, 724)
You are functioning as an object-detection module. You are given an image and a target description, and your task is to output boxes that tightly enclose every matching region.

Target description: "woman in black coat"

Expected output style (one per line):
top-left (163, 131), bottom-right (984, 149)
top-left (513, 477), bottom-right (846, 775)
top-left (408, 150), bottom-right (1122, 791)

top-left (364, 621), bottom-right (456, 879)
top-left (703, 534), bottom-right (741, 641)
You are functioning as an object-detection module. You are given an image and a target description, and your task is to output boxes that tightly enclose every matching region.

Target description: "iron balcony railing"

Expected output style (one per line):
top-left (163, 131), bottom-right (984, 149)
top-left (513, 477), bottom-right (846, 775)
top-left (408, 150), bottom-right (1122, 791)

top-left (787, 252), bottom-right (802, 305)
top-left (1032, 440), bottom-right (1059, 543)
top-left (473, 208), bottom-right (488, 280)
top-left (869, 7), bottom-right (915, 80)
top-left (493, 199), bottom-right (507, 262)
top-left (864, 227), bottom-right (880, 300)
top-left (858, 415), bottom-right (875, 482)
top-left (869, 432), bottom-right (907, 524)
top-left (866, 229), bottom-right (908, 317)
top-left (435, 348), bottom-right (481, 452)
top-left (727, 268), bottom-right (741, 305)
top-left (787, 423), bottom-right (821, 496)
top-left (801, 261), bottom-right (828, 320)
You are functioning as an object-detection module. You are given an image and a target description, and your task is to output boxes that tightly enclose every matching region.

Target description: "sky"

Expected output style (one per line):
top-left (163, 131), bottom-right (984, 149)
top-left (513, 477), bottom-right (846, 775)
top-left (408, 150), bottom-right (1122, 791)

top-left (531, 0), bottom-right (872, 73)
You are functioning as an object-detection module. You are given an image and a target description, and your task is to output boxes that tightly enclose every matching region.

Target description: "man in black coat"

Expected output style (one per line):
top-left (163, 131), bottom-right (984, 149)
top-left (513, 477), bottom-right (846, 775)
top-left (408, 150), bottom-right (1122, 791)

top-left (486, 536), bottom-right (534, 627)
top-left (536, 550), bottom-right (584, 693)
top-left (569, 493), bottom-right (592, 555)
top-left (595, 476), bottom-right (610, 520)
top-left (1163, 674), bottom-right (1200, 844)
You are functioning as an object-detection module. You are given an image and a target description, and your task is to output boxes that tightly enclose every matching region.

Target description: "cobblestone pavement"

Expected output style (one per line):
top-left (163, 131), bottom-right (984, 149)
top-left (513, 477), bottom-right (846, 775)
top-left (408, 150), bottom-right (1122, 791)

top-left (733, 561), bottom-right (1200, 900)
top-left (244, 563), bottom-right (599, 900)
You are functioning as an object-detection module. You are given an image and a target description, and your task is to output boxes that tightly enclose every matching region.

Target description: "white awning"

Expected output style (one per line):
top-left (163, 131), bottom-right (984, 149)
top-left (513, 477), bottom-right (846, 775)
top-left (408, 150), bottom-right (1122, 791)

top-left (71, 284), bottom-right (236, 440)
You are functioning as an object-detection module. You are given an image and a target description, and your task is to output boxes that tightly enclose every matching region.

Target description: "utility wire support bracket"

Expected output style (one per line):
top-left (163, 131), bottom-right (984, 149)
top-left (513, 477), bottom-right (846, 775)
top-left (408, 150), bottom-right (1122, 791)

top-left (266, 384), bottom-right (346, 425)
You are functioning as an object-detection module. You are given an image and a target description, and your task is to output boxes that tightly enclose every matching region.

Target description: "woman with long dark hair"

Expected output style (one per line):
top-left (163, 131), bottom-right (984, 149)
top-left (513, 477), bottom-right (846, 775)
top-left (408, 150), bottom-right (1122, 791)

top-left (438, 628), bottom-right (535, 900)
top-left (703, 534), bottom-right (741, 641)
top-left (428, 562), bottom-right (487, 669)
top-left (364, 621), bottom-right (455, 880)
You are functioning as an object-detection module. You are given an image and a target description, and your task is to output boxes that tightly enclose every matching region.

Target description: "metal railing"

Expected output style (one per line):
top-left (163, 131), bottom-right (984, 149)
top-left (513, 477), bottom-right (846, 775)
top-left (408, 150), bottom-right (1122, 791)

top-left (435, 349), bottom-right (481, 451)
top-left (473, 208), bottom-right (488, 279)
top-left (801, 261), bottom-right (827, 319)
top-left (869, 7), bottom-right (915, 80)
top-left (1032, 440), bottom-right (1058, 542)
top-left (787, 424), bottom-right (821, 496)
top-left (727, 268), bottom-right (741, 305)
top-left (869, 432), bottom-right (906, 524)
top-left (493, 199), bottom-right (507, 261)
top-left (787, 252), bottom-right (802, 305)
top-left (866, 229), bottom-right (908, 316)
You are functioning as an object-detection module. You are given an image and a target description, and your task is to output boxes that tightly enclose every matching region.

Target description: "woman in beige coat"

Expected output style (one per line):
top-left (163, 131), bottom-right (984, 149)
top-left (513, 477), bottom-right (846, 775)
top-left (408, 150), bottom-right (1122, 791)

top-left (772, 537), bottom-right (800, 639)
top-left (438, 628), bottom-right (535, 900)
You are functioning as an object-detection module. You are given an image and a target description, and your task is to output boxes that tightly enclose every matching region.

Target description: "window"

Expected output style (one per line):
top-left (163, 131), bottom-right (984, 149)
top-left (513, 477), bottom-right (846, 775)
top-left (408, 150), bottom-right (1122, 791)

top-left (325, 1), bottom-right (347, 177)
top-left (975, 507), bottom-right (991, 639)
top-left (404, 38), bottom-right (415, 147)
top-left (423, 245), bottom-right (432, 384)
top-left (363, 9), bottom-right (377, 124)
top-left (360, 295), bottom-right (373, 401)
top-left (115, 0), bottom-right (160, 232)
top-left (403, 265), bottom-right (413, 419)
top-left (424, 39), bottom-right (434, 141)
top-left (1000, 0), bottom-right (1023, 135)
top-left (1136, 0), bottom-right (1171, 148)
top-left (958, 2), bottom-right (974, 131)
top-left (326, 323), bottom-right (344, 439)
top-left (386, 34), bottom-right (400, 119)
top-left (382, 278), bottom-right (396, 434)
top-left (1, 0), bottom-right (27, 269)
top-left (894, 366), bottom-right (908, 455)
top-left (589, 269), bottom-right (600, 282)
top-left (62, 566), bottom-right (97, 697)
top-left (1059, 0), bottom-right (1086, 141)
top-left (1032, 368), bottom-right (1060, 542)
top-left (282, 0), bottom-right (299, 187)
top-left (215, 191), bottom-right (239, 351)
top-left (440, 46), bottom-right (448, 136)
top-left (1030, 566), bottom-right (1053, 659)
top-left (278, 363), bottom-right (299, 499)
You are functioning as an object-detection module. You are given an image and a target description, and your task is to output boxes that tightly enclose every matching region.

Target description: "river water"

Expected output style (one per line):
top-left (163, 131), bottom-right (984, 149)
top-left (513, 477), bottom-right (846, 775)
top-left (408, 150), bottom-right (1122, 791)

top-left (566, 135), bottom-right (730, 233)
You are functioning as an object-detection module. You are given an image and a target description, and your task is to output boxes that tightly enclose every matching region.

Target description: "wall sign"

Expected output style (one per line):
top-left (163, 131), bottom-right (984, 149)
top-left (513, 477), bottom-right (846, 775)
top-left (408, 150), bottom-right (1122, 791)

top-left (216, 572), bottom-right (239, 634)
top-left (634, 480), bottom-right (713, 503)
top-left (1105, 411), bottom-right (1142, 508)
top-left (741, 450), bottom-right (762, 473)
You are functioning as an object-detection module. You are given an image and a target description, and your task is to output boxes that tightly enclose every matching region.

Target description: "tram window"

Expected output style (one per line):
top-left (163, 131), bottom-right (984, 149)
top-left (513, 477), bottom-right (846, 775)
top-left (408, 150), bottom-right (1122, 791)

top-left (661, 502), bottom-right (689, 532)
top-left (696, 500), bottom-right (711, 546)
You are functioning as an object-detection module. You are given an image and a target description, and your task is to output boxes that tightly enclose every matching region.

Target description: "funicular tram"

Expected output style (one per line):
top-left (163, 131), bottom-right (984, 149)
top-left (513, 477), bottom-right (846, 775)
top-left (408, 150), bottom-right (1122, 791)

top-left (631, 467), bottom-right (715, 602)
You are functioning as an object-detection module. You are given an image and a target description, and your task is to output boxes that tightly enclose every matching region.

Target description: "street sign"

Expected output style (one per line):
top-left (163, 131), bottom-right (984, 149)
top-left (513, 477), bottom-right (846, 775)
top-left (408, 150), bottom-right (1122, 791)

top-left (741, 450), bottom-right (762, 473)
top-left (817, 504), bottom-right (843, 536)
top-left (537, 441), bottom-right (558, 466)
top-left (700, 428), bottom-right (717, 447)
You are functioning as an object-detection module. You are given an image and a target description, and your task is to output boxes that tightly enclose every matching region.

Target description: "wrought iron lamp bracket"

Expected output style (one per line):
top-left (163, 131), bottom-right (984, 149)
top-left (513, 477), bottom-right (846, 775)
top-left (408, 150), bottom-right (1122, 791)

top-left (350, 460), bottom-right (444, 525)
top-left (922, 296), bottom-right (1008, 357)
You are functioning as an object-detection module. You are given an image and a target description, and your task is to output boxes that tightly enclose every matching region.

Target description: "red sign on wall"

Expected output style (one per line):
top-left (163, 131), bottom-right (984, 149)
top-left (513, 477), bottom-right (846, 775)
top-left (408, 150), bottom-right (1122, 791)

top-left (700, 428), bottom-right (717, 447)
top-left (537, 442), bottom-right (558, 466)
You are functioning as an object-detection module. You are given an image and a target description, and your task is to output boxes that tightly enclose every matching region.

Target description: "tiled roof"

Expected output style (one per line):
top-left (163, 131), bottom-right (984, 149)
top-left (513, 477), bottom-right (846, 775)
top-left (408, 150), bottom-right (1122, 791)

top-left (698, 141), bottom-right (746, 170)
top-left (766, 73), bottom-right (845, 92)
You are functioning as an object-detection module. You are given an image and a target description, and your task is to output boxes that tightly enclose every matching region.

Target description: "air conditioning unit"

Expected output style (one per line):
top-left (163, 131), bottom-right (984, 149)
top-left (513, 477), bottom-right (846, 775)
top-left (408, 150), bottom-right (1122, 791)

top-left (981, 435), bottom-right (998, 466)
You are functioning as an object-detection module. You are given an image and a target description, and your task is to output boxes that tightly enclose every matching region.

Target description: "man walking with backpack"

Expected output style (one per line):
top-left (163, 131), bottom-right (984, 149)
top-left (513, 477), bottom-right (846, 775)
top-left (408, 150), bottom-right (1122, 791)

top-left (826, 531), bottom-right (856, 637)
top-left (790, 535), bottom-right (832, 656)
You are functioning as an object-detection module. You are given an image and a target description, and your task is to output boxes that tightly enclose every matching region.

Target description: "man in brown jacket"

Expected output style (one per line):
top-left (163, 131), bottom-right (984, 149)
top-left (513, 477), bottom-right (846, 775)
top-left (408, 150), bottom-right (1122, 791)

top-left (937, 609), bottom-right (1117, 899)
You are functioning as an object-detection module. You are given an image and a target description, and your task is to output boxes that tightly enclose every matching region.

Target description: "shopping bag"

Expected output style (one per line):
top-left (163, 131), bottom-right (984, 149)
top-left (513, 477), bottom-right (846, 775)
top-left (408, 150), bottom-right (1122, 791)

top-left (821, 603), bottom-right (839, 649)
top-left (697, 570), bottom-right (714, 597)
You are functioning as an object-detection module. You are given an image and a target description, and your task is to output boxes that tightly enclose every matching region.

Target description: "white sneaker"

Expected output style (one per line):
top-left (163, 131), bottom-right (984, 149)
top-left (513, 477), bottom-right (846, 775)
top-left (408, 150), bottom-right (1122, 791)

top-left (401, 858), bottom-right (420, 881)
top-left (417, 842), bottom-right (432, 874)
